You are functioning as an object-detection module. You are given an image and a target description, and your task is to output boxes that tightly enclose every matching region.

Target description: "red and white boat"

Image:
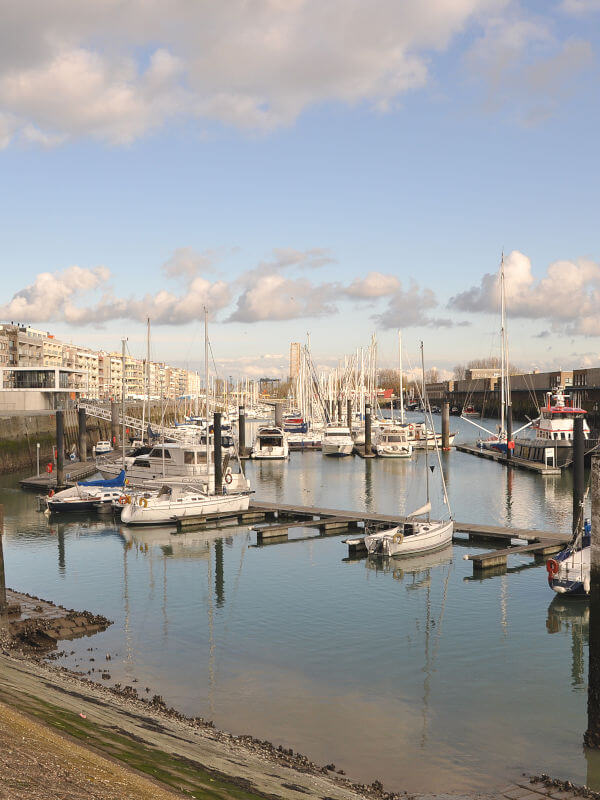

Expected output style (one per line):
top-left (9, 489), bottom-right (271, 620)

top-left (513, 390), bottom-right (593, 467)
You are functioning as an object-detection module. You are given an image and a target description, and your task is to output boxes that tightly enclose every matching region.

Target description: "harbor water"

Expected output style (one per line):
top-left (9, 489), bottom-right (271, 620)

top-left (1, 414), bottom-right (597, 793)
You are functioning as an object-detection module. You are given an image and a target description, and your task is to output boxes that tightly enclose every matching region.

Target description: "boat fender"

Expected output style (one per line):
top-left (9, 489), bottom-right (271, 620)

top-left (48, 489), bottom-right (54, 498)
top-left (139, 497), bottom-right (148, 508)
top-left (392, 532), bottom-right (404, 544)
top-left (225, 473), bottom-right (233, 485)
top-left (546, 558), bottom-right (559, 576)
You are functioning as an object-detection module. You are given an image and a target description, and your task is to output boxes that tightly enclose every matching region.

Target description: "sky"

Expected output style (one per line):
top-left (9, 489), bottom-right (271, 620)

top-left (0, 0), bottom-right (599, 380)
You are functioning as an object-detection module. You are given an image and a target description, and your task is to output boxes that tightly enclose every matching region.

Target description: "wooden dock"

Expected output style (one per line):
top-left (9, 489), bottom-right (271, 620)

top-left (20, 461), bottom-right (99, 491)
top-left (247, 499), bottom-right (570, 574)
top-left (455, 443), bottom-right (562, 475)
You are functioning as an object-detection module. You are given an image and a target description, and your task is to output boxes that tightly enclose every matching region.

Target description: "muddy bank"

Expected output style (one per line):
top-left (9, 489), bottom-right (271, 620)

top-left (0, 588), bottom-right (111, 651)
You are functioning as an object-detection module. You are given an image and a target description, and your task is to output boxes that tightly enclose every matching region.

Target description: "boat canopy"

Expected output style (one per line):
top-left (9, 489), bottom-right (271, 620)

top-left (79, 470), bottom-right (126, 488)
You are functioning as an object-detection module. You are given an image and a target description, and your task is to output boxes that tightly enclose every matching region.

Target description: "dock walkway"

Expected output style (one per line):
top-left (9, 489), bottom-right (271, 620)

top-left (20, 461), bottom-right (98, 491)
top-left (456, 443), bottom-right (561, 475)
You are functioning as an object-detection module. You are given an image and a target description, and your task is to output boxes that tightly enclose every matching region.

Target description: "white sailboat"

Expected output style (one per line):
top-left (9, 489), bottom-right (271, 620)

top-left (364, 342), bottom-right (453, 557)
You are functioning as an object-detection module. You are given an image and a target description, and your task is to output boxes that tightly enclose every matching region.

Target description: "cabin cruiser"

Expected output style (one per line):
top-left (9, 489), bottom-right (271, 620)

top-left (251, 426), bottom-right (289, 459)
top-left (283, 413), bottom-right (309, 434)
top-left (514, 390), bottom-right (593, 467)
top-left (322, 425), bottom-right (354, 456)
top-left (120, 483), bottom-right (250, 525)
top-left (46, 471), bottom-right (126, 514)
top-left (376, 427), bottom-right (413, 458)
top-left (98, 443), bottom-right (249, 492)
top-left (402, 421), bottom-right (455, 449)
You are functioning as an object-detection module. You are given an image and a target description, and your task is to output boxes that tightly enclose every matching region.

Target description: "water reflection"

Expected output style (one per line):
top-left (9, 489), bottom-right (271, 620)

top-left (546, 597), bottom-right (588, 691)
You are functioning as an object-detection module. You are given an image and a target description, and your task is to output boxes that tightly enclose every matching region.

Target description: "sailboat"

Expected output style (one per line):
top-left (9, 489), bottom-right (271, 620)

top-left (463, 253), bottom-right (531, 451)
top-left (364, 343), bottom-right (454, 557)
top-left (121, 309), bottom-right (250, 525)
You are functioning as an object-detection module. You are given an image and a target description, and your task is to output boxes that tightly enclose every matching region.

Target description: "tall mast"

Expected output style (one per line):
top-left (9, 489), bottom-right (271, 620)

top-left (121, 338), bottom-right (126, 469)
top-left (146, 318), bottom-right (151, 441)
top-left (500, 252), bottom-right (506, 438)
top-left (421, 341), bottom-right (430, 522)
top-left (399, 330), bottom-right (404, 424)
top-left (204, 307), bottom-right (211, 485)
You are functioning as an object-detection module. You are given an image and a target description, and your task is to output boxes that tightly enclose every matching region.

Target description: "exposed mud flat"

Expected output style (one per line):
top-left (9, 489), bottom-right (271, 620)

top-left (0, 588), bottom-right (111, 651)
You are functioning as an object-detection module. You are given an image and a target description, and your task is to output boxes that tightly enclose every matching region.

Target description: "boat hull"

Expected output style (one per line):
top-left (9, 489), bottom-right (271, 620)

top-left (121, 493), bottom-right (250, 525)
top-left (365, 520), bottom-right (453, 557)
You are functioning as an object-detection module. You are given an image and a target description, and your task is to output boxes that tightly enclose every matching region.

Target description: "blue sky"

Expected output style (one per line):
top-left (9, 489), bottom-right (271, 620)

top-left (1, 0), bottom-right (599, 378)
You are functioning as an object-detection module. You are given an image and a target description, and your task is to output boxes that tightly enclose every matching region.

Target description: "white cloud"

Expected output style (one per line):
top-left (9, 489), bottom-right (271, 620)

top-left (0, 0), bottom-right (504, 146)
top-left (228, 273), bottom-right (336, 323)
top-left (373, 282), bottom-right (456, 329)
top-left (450, 250), bottom-right (600, 335)
top-left (561, 0), bottom-right (600, 13)
top-left (465, 12), bottom-right (594, 122)
top-left (162, 247), bottom-right (217, 280)
top-left (343, 272), bottom-right (401, 299)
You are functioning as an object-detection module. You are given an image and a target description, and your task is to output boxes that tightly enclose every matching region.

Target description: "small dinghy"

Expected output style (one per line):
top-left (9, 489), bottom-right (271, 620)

top-left (547, 520), bottom-right (590, 596)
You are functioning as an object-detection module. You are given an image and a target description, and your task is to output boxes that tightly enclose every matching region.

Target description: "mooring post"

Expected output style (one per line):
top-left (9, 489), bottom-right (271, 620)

top-left (337, 397), bottom-right (343, 424)
top-left (506, 404), bottom-right (513, 461)
top-left (347, 399), bottom-right (353, 433)
top-left (111, 401), bottom-right (119, 448)
top-left (238, 405), bottom-right (246, 457)
top-left (585, 455), bottom-right (600, 747)
top-left (56, 408), bottom-right (65, 488)
top-left (214, 412), bottom-right (223, 494)
top-left (0, 505), bottom-right (6, 615)
top-left (365, 403), bottom-right (372, 454)
top-left (78, 406), bottom-right (87, 462)
top-left (274, 403), bottom-right (283, 429)
top-left (442, 402), bottom-right (450, 451)
top-left (573, 416), bottom-right (585, 536)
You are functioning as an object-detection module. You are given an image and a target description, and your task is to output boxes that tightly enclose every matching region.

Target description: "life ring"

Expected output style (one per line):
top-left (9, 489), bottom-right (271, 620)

top-left (48, 489), bottom-right (55, 498)
top-left (546, 558), bottom-right (559, 576)
top-left (118, 495), bottom-right (128, 505)
top-left (392, 531), bottom-right (404, 545)
top-left (408, 424), bottom-right (414, 431)
top-left (225, 473), bottom-right (233, 485)
top-left (139, 497), bottom-right (148, 508)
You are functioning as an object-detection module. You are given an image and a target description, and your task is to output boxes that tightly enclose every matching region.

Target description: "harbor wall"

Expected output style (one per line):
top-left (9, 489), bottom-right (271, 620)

top-left (0, 411), bottom-right (112, 474)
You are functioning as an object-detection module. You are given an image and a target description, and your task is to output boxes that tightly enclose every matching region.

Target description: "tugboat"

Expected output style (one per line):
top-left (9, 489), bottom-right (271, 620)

top-left (513, 389), bottom-right (592, 467)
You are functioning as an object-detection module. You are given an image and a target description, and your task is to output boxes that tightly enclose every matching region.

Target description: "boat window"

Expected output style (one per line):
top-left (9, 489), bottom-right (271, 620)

top-left (133, 459), bottom-right (150, 467)
top-left (260, 436), bottom-right (282, 447)
top-left (184, 451), bottom-right (196, 464)
top-left (149, 448), bottom-right (171, 459)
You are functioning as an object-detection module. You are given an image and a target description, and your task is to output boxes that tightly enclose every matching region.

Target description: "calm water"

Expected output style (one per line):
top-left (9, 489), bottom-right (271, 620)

top-left (2, 413), bottom-right (597, 793)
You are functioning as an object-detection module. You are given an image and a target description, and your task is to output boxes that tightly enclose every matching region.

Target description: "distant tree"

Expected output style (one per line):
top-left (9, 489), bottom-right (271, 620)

top-left (425, 367), bottom-right (439, 384)
top-left (453, 364), bottom-right (466, 380)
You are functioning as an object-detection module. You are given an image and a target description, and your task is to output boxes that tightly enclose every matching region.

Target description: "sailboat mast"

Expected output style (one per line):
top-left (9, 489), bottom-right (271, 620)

top-left (204, 307), bottom-right (211, 483)
top-left (146, 317), bottom-right (151, 441)
top-left (421, 341), bottom-right (430, 522)
top-left (500, 253), bottom-right (506, 437)
top-left (399, 330), bottom-right (404, 424)
top-left (121, 338), bottom-right (126, 469)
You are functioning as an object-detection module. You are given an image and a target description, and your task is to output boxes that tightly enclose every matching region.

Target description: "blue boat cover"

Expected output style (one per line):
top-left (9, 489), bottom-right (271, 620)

top-left (79, 470), bottom-right (126, 488)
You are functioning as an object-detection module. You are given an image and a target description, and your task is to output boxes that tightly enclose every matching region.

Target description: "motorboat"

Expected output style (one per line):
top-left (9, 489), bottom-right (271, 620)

top-left (376, 426), bottom-right (412, 458)
top-left (547, 521), bottom-right (590, 596)
top-left (95, 440), bottom-right (113, 454)
top-left (322, 424), bottom-right (354, 457)
top-left (283, 413), bottom-right (309, 434)
top-left (46, 470), bottom-right (126, 514)
top-left (120, 483), bottom-right (250, 525)
top-left (98, 442), bottom-right (249, 492)
top-left (402, 421), bottom-right (455, 449)
top-left (251, 426), bottom-right (289, 459)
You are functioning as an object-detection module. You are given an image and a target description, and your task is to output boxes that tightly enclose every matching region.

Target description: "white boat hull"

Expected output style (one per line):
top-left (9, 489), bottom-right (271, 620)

top-left (121, 492), bottom-right (249, 525)
top-left (376, 444), bottom-right (412, 458)
top-left (365, 519), bottom-right (454, 557)
top-left (322, 442), bottom-right (354, 456)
